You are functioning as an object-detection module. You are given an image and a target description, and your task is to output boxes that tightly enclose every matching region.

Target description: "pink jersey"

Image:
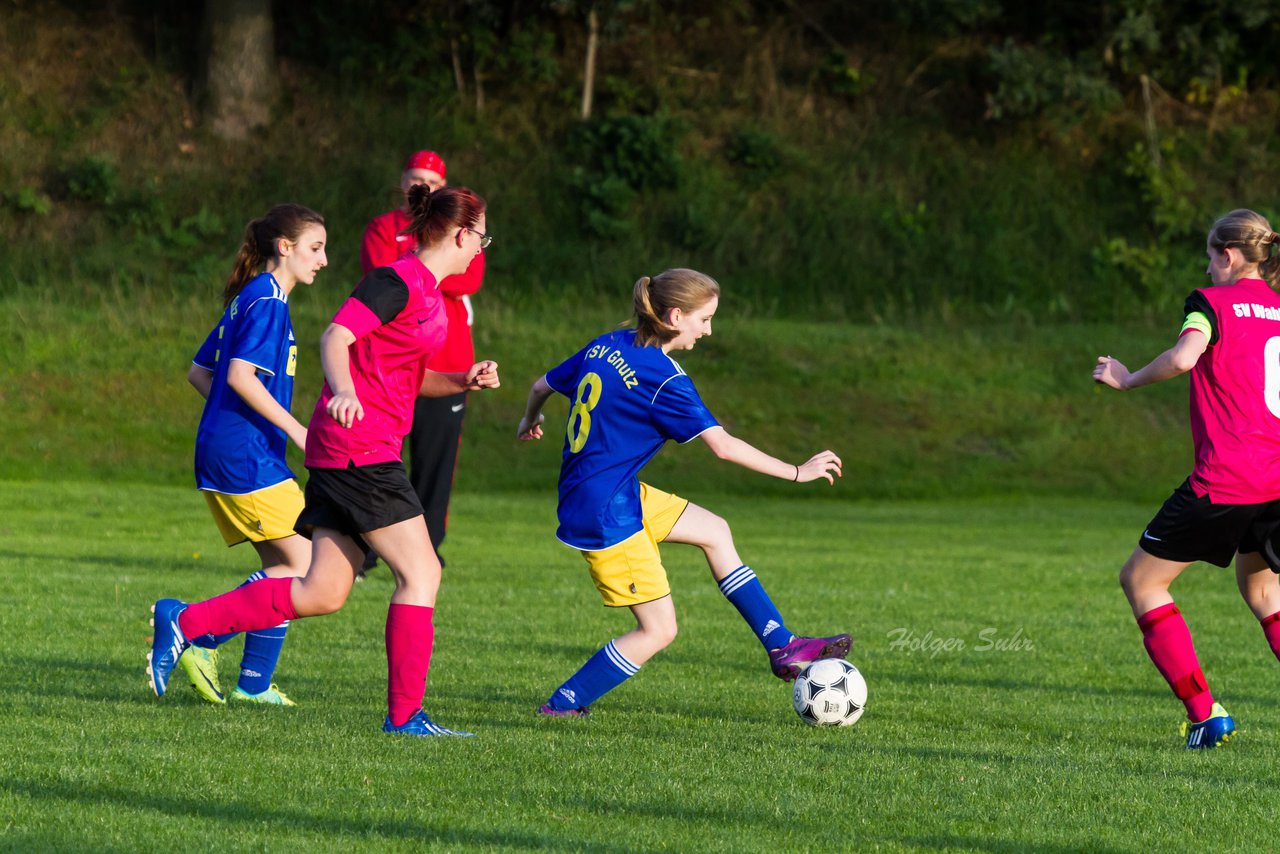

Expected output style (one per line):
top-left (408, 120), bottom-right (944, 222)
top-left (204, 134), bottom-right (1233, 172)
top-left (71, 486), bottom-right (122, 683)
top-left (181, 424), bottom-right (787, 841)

top-left (305, 254), bottom-right (447, 469)
top-left (360, 208), bottom-right (485, 372)
top-left (1187, 277), bottom-right (1280, 503)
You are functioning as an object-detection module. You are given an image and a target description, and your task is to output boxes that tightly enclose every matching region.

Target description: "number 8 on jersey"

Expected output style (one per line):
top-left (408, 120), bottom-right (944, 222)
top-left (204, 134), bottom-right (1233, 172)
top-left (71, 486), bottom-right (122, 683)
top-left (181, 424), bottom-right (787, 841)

top-left (567, 372), bottom-right (603, 453)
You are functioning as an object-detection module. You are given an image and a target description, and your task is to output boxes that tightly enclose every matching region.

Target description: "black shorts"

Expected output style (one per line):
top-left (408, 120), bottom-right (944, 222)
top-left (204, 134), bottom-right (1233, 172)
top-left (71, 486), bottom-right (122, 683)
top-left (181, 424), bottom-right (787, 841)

top-left (295, 462), bottom-right (425, 552)
top-left (1139, 479), bottom-right (1280, 568)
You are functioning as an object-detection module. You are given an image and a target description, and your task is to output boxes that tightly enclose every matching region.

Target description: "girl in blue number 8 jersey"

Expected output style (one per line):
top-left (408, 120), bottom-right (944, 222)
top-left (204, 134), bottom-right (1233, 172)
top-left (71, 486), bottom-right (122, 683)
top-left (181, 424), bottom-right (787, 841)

top-left (518, 268), bottom-right (851, 717)
top-left (181, 204), bottom-right (328, 707)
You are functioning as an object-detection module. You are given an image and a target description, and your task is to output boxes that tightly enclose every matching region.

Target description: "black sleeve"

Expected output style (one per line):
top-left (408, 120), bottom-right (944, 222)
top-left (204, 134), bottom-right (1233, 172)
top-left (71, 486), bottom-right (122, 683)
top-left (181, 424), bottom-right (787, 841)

top-left (350, 267), bottom-right (410, 325)
top-left (1183, 290), bottom-right (1219, 345)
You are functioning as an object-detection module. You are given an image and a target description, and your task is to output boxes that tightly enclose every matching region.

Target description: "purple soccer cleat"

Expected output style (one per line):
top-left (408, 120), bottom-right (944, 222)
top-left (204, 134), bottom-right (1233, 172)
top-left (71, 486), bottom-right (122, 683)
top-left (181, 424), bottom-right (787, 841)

top-left (769, 633), bottom-right (853, 682)
top-left (538, 703), bottom-right (591, 718)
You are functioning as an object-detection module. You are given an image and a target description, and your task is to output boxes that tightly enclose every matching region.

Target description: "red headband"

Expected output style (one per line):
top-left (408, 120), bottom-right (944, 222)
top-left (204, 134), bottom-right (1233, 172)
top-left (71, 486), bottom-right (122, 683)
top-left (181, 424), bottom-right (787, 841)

top-left (404, 150), bottom-right (446, 178)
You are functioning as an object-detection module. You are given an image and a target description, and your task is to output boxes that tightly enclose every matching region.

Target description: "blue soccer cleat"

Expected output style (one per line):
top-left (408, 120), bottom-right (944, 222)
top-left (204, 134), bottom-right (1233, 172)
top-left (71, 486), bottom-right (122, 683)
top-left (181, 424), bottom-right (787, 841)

top-left (383, 710), bottom-right (475, 737)
top-left (147, 598), bottom-right (190, 698)
top-left (538, 703), bottom-right (590, 718)
top-left (1181, 703), bottom-right (1236, 749)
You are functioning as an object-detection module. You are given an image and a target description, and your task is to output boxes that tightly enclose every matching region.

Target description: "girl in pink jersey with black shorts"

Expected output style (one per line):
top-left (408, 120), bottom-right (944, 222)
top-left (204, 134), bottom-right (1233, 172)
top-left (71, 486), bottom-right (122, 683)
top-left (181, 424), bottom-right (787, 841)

top-left (1095, 208), bottom-right (1280, 749)
top-left (148, 185), bottom-right (499, 737)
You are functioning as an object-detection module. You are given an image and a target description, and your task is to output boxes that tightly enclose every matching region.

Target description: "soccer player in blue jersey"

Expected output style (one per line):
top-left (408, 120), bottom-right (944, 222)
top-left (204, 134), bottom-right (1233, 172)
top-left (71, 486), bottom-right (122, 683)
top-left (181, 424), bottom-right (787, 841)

top-left (517, 268), bottom-right (850, 717)
top-left (180, 204), bottom-right (328, 707)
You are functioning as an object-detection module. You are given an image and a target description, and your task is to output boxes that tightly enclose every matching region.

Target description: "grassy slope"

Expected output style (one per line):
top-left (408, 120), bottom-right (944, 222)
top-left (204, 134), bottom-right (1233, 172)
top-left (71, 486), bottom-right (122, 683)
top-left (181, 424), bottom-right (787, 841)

top-left (4, 481), bottom-right (1279, 852)
top-left (0, 280), bottom-right (1194, 503)
top-left (0, 6), bottom-right (1216, 506)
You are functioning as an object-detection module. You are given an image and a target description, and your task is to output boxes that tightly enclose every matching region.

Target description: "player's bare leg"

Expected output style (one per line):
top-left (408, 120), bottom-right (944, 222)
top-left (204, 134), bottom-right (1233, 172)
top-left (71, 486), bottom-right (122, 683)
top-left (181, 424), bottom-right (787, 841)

top-left (254, 533), bottom-right (311, 579)
top-left (612, 595), bottom-right (678, 666)
top-left (664, 502), bottom-right (741, 580)
top-left (666, 500), bottom-right (849, 680)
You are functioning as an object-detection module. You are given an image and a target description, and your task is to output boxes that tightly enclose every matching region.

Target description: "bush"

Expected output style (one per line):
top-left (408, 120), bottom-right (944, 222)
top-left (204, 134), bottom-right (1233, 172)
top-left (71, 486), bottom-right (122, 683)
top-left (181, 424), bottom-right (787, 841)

top-left (56, 156), bottom-right (122, 206)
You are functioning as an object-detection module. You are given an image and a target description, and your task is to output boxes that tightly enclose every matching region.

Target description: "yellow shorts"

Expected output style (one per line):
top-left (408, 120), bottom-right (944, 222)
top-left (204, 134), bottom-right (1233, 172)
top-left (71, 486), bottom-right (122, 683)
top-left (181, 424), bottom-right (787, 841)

top-left (582, 483), bottom-right (689, 607)
top-left (203, 480), bottom-right (305, 546)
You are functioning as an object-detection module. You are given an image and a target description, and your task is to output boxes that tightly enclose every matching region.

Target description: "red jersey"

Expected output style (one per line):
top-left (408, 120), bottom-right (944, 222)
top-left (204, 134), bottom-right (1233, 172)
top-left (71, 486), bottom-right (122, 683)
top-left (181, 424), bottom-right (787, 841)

top-left (360, 208), bottom-right (485, 372)
top-left (1186, 278), bottom-right (1280, 503)
top-left (305, 254), bottom-right (447, 469)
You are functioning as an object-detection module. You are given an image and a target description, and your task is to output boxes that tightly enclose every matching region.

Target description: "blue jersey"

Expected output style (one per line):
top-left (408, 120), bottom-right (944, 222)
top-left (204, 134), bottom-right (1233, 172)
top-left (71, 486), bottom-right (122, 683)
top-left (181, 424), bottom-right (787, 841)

top-left (545, 328), bottom-right (719, 550)
top-left (192, 273), bottom-right (297, 494)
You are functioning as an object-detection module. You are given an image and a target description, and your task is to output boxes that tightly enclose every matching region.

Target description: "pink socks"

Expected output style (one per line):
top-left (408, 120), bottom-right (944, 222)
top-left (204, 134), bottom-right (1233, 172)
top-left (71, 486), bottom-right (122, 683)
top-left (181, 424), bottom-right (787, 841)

top-left (1261, 610), bottom-right (1280, 661)
top-left (1136, 603), bottom-right (1214, 722)
top-left (386, 603), bottom-right (435, 727)
top-left (178, 576), bottom-right (298, 639)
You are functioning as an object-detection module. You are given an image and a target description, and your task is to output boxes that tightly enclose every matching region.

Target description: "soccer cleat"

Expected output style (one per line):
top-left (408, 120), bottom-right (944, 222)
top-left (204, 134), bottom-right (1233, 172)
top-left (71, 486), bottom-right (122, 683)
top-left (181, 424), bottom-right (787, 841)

top-left (231, 684), bottom-right (297, 706)
top-left (147, 598), bottom-right (190, 697)
top-left (383, 710), bottom-right (475, 737)
top-left (538, 703), bottom-right (591, 718)
top-left (1180, 703), bottom-right (1236, 749)
top-left (179, 645), bottom-right (225, 704)
top-left (768, 632), bottom-right (853, 682)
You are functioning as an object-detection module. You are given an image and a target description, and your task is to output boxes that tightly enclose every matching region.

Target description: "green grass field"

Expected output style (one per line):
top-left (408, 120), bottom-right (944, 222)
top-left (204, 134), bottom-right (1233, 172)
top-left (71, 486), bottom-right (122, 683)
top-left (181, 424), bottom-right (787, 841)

top-left (4, 480), bottom-right (1280, 852)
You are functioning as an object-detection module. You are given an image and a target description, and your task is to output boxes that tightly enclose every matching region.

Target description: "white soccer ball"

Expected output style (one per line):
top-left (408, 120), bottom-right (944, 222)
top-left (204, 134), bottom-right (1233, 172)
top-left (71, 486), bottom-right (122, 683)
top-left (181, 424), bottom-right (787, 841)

top-left (792, 658), bottom-right (867, 727)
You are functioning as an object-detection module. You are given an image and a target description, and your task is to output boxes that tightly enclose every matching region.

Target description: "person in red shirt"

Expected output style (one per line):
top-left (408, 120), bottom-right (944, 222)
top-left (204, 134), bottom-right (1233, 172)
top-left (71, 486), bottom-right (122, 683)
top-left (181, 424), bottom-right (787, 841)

top-left (1094, 208), bottom-right (1280, 749)
top-left (148, 185), bottom-right (499, 738)
top-left (361, 150), bottom-right (485, 569)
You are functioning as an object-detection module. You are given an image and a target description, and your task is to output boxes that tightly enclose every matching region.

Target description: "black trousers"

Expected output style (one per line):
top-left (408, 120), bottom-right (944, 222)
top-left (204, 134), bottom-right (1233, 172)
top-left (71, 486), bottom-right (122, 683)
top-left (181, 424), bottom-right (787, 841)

top-left (407, 391), bottom-right (466, 558)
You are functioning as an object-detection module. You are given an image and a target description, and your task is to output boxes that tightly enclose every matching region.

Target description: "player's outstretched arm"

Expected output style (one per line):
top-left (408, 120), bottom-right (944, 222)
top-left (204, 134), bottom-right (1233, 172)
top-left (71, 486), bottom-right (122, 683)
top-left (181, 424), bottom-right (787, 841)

top-left (517, 375), bottom-right (554, 441)
top-left (420, 360), bottom-right (500, 397)
top-left (1093, 329), bottom-right (1208, 391)
top-left (699, 426), bottom-right (843, 485)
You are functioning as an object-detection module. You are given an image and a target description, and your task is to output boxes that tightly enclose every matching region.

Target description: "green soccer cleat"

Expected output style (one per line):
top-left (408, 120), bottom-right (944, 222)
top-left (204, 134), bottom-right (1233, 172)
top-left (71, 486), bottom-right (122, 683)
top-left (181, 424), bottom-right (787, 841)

top-left (231, 684), bottom-right (297, 706)
top-left (178, 645), bottom-right (225, 704)
top-left (1180, 703), bottom-right (1236, 749)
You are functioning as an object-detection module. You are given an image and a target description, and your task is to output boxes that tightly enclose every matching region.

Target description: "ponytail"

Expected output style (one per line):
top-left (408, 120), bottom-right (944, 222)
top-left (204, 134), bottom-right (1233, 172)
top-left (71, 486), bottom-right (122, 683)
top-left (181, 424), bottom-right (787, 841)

top-left (630, 268), bottom-right (721, 347)
top-left (1208, 208), bottom-right (1280, 293)
top-left (1261, 231), bottom-right (1280, 292)
top-left (403, 184), bottom-right (485, 249)
top-left (222, 203), bottom-right (325, 308)
top-left (224, 218), bottom-right (269, 308)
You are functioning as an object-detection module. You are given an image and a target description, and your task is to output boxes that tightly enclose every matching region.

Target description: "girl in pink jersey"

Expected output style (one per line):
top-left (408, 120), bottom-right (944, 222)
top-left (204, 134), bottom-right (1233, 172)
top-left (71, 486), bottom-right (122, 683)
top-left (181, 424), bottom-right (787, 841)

top-left (1094, 208), bottom-right (1280, 749)
top-left (148, 185), bottom-right (499, 738)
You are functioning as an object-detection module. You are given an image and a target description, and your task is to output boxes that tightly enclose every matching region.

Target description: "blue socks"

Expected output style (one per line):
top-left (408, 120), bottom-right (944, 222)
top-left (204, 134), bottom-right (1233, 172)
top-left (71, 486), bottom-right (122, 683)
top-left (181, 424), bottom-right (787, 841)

top-left (544, 566), bottom-right (789, 711)
top-left (188, 571), bottom-right (290, 693)
top-left (546, 640), bottom-right (639, 711)
top-left (719, 565), bottom-right (793, 651)
top-left (238, 621), bottom-right (289, 695)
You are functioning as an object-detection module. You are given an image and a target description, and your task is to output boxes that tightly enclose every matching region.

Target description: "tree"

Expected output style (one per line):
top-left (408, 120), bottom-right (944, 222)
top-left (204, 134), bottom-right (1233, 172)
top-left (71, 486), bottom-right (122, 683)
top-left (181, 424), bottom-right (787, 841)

top-left (201, 0), bottom-right (279, 141)
top-left (555, 0), bottom-right (642, 121)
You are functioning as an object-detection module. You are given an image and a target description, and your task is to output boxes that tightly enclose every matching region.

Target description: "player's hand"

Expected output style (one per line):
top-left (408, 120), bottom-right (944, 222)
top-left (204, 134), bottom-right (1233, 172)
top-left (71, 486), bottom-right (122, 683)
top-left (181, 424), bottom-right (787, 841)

top-left (465, 360), bottom-right (500, 391)
top-left (796, 450), bottom-right (843, 486)
top-left (1093, 355), bottom-right (1130, 390)
top-left (327, 390), bottom-right (363, 428)
top-left (518, 413), bottom-right (545, 441)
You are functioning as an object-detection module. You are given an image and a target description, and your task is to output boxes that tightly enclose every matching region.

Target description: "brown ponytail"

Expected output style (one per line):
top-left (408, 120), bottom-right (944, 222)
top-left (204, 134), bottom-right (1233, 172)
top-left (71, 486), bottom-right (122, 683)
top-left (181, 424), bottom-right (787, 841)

top-left (223, 203), bottom-right (325, 308)
top-left (402, 184), bottom-right (486, 249)
top-left (631, 268), bottom-right (721, 347)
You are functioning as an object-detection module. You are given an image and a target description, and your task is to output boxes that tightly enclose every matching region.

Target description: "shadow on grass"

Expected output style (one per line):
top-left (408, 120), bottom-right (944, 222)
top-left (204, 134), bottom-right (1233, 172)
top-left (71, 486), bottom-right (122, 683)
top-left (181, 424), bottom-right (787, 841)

top-left (895, 834), bottom-right (1130, 854)
top-left (0, 776), bottom-right (637, 853)
top-left (872, 667), bottom-right (1280, 707)
top-left (0, 548), bottom-right (230, 576)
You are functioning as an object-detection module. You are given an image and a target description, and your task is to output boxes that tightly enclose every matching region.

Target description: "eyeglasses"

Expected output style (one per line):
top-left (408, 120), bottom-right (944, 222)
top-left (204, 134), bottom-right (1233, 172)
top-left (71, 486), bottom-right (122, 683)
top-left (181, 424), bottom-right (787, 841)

top-left (466, 228), bottom-right (493, 249)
